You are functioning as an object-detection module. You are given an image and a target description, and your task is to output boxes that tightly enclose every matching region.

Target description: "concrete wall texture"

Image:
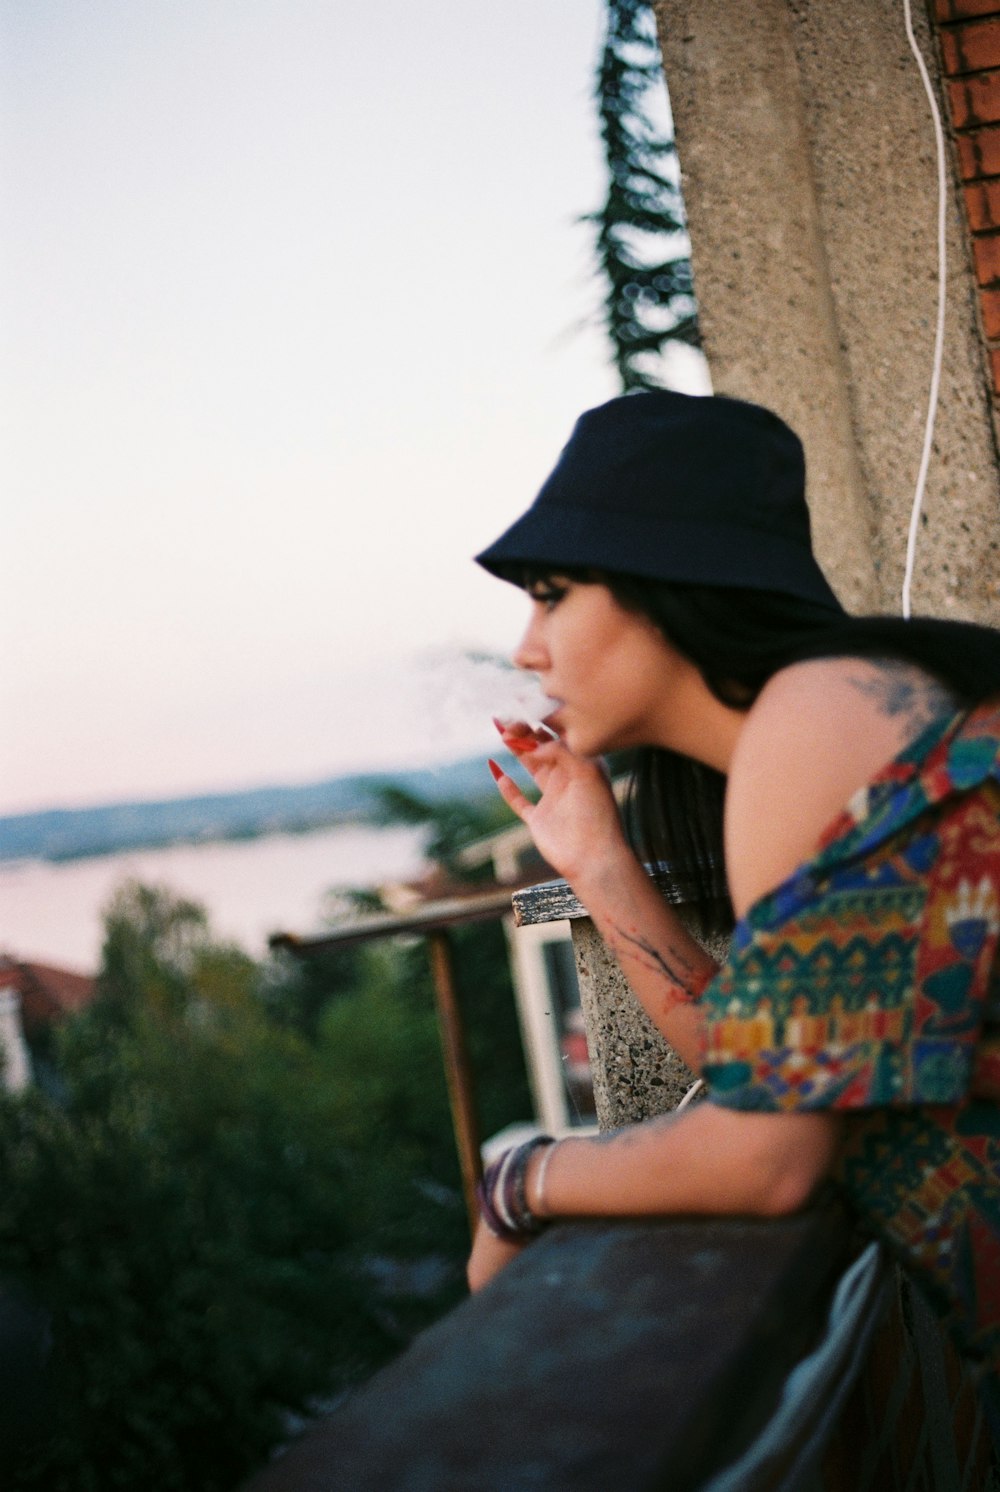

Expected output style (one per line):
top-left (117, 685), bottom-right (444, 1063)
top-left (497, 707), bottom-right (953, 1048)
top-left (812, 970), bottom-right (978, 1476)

top-left (653, 0), bottom-right (1000, 623)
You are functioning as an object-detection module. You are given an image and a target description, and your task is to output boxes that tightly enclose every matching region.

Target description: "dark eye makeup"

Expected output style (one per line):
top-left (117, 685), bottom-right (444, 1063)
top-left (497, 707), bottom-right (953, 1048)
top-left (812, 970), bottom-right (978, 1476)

top-left (526, 579), bottom-right (568, 609)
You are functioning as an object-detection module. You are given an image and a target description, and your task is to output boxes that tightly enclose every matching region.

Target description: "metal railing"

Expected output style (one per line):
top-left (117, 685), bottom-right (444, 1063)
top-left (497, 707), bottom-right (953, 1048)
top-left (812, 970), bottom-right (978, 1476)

top-left (271, 884), bottom-right (520, 1232)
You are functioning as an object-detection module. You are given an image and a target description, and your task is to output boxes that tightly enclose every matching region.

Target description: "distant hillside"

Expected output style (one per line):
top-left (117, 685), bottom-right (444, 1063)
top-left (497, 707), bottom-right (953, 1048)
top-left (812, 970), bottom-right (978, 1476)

top-left (0, 757), bottom-right (497, 864)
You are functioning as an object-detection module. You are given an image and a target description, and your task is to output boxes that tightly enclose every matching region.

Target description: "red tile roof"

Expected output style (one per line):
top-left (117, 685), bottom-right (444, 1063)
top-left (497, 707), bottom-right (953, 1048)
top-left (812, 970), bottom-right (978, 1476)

top-left (0, 955), bottom-right (97, 1034)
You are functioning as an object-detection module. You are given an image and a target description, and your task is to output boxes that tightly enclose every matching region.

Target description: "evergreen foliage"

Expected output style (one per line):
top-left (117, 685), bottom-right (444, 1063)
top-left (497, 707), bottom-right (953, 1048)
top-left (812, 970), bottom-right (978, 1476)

top-left (1, 887), bottom-right (391, 1490)
top-left (1, 831), bottom-right (530, 1488)
top-left (589, 0), bottom-right (699, 389)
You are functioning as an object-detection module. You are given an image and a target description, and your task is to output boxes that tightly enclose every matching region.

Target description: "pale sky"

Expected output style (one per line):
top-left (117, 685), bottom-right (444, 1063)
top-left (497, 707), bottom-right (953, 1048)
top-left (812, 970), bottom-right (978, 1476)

top-left (2, 0), bottom-right (704, 815)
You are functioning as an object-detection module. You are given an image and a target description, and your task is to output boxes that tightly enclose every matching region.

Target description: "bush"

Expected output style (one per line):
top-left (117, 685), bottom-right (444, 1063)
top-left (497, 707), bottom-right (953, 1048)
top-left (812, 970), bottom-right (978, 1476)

top-left (2, 874), bottom-right (531, 1488)
top-left (1, 888), bottom-right (391, 1490)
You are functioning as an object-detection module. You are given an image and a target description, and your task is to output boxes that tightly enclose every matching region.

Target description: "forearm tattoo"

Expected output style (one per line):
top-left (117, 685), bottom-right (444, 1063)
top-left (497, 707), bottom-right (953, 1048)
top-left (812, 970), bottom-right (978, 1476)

top-left (609, 922), bottom-right (712, 1005)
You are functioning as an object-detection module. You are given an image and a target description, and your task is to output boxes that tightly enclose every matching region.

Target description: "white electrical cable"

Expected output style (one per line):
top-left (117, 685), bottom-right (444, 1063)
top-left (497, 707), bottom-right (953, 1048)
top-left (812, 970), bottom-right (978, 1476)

top-left (675, 1077), bottom-right (704, 1111)
top-left (901, 0), bottom-right (949, 619)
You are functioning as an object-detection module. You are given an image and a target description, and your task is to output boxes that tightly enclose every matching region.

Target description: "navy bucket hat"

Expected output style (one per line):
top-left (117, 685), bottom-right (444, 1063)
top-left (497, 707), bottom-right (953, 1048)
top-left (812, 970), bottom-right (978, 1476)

top-left (475, 390), bottom-right (841, 610)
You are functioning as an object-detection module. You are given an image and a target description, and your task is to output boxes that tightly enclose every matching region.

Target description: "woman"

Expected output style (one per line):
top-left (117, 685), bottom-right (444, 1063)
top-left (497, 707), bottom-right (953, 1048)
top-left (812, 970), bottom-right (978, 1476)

top-left (468, 389), bottom-right (1000, 1401)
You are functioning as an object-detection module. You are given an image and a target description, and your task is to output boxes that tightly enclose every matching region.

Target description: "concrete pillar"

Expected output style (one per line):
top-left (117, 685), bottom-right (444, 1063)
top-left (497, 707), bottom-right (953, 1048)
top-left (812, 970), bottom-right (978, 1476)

top-left (654, 0), bottom-right (1000, 621)
top-left (513, 880), bottom-right (726, 1130)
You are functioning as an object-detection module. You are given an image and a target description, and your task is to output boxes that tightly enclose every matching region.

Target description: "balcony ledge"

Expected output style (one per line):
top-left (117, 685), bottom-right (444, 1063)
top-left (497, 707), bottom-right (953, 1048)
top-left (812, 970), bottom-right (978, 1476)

top-left (241, 1195), bottom-right (859, 1492)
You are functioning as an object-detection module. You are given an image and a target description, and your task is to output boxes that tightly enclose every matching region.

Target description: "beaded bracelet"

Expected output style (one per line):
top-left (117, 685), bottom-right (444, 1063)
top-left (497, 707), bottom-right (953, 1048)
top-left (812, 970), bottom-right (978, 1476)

top-left (476, 1135), bottom-right (556, 1241)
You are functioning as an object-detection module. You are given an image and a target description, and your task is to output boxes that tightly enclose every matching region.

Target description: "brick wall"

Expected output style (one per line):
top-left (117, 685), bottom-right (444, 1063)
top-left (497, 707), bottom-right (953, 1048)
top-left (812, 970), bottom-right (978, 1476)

top-left (935, 0), bottom-right (1000, 395)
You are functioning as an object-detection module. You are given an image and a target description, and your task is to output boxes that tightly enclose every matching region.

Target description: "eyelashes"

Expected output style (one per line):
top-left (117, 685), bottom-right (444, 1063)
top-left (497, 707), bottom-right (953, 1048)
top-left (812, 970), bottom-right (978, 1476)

top-left (527, 583), bottom-right (567, 610)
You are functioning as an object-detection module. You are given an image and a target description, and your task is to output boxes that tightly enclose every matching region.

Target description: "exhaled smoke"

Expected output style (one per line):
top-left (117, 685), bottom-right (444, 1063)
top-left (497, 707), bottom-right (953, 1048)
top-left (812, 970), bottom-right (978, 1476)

top-left (415, 649), bottom-right (558, 739)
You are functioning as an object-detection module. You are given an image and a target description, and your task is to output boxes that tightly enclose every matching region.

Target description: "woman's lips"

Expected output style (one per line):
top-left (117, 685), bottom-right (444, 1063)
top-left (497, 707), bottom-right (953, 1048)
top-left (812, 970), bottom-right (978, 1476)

top-left (541, 701), bottom-right (565, 735)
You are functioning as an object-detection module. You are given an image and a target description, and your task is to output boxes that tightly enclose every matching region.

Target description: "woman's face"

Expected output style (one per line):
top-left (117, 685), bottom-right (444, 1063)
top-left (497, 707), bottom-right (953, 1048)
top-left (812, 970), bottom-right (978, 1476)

top-left (512, 576), bottom-right (695, 757)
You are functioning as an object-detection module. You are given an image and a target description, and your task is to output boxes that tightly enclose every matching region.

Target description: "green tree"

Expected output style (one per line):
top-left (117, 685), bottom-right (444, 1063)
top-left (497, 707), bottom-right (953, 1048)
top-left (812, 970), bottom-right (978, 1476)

top-left (97, 881), bottom-right (213, 1019)
top-left (588, 0), bottom-right (699, 389)
top-left (2, 789), bottom-right (534, 1489)
top-left (1, 884), bottom-right (392, 1491)
top-left (275, 778), bottom-right (533, 1310)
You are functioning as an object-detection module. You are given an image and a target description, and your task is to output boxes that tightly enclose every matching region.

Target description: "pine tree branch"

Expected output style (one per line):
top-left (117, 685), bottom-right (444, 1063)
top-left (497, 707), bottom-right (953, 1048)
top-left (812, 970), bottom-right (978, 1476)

top-left (588, 0), bottom-right (700, 390)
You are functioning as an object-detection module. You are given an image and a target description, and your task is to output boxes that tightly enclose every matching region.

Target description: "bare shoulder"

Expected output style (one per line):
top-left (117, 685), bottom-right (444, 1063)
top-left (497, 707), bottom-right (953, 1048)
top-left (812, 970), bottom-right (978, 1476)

top-left (724, 656), bottom-right (958, 918)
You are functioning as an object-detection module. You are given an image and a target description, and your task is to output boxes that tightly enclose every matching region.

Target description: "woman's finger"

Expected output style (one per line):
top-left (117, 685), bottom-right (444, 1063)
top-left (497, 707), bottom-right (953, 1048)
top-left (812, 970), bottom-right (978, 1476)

top-left (496, 721), bottom-right (564, 764)
top-left (488, 760), bottom-right (536, 821)
top-left (498, 740), bottom-right (563, 793)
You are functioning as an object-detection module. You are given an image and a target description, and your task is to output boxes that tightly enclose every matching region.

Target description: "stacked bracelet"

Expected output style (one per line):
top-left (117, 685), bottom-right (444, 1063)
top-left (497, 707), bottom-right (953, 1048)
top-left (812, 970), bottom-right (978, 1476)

top-left (476, 1135), bottom-right (557, 1241)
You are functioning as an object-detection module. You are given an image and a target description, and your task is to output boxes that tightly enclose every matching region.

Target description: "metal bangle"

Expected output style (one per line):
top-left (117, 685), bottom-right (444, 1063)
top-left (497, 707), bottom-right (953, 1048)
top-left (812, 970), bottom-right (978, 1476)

top-left (532, 1138), bottom-right (560, 1218)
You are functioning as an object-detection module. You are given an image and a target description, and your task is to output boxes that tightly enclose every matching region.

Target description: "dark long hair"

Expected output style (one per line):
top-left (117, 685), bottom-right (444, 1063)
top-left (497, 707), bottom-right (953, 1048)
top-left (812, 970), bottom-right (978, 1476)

top-left (504, 563), bottom-right (1000, 932)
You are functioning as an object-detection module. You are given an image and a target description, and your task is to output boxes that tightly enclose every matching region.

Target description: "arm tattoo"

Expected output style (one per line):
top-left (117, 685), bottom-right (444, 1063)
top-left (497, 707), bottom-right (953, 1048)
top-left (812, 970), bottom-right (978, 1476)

top-left (847, 660), bottom-right (956, 733)
top-left (609, 922), bottom-right (712, 1004)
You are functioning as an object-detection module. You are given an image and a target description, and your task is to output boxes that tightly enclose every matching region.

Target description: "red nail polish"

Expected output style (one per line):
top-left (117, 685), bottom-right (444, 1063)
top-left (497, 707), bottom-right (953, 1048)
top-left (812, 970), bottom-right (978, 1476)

top-left (488, 759), bottom-right (504, 781)
top-left (510, 738), bottom-right (537, 752)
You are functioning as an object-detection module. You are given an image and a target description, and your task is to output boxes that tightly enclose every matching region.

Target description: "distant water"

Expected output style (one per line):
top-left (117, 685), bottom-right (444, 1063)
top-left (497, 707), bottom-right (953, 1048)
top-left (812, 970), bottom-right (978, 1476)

top-left (0, 825), bottom-right (428, 973)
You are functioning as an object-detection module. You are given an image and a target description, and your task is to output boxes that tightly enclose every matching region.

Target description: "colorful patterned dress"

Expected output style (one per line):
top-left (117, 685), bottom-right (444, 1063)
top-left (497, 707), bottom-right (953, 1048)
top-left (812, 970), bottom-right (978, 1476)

top-left (700, 700), bottom-right (1000, 1374)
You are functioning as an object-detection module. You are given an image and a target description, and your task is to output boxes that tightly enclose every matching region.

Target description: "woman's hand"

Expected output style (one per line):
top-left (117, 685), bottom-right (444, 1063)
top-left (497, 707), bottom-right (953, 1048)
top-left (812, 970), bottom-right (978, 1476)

top-left (491, 721), bottom-right (717, 1072)
top-left (466, 1217), bottom-right (528, 1293)
top-left (489, 721), bottom-right (632, 888)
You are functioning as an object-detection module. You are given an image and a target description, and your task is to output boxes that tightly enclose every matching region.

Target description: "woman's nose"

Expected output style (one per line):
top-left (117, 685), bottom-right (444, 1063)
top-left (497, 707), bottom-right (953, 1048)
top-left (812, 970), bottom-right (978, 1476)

top-left (512, 611), bottom-right (546, 672)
